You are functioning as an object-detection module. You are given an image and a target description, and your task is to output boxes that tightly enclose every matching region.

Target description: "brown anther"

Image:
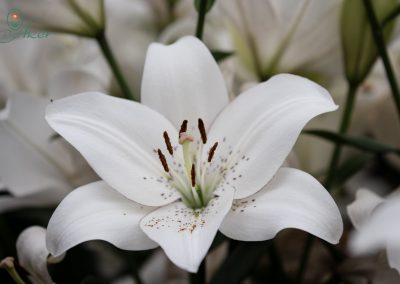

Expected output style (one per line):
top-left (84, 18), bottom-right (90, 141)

top-left (208, 142), bottom-right (218, 162)
top-left (179, 120), bottom-right (188, 137)
top-left (163, 131), bottom-right (173, 155)
top-left (157, 149), bottom-right (169, 172)
top-left (198, 118), bottom-right (207, 144)
top-left (191, 164), bottom-right (196, 187)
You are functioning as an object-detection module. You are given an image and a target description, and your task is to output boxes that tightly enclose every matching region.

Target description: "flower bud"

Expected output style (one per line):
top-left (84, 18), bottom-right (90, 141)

top-left (341, 0), bottom-right (397, 85)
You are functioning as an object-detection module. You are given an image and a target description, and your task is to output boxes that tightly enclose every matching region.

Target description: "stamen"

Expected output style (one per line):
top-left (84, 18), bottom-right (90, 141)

top-left (198, 118), bottom-right (207, 144)
top-left (179, 120), bottom-right (188, 137)
top-left (163, 131), bottom-right (173, 155)
top-left (208, 142), bottom-right (218, 162)
top-left (157, 149), bottom-right (169, 172)
top-left (191, 164), bottom-right (196, 187)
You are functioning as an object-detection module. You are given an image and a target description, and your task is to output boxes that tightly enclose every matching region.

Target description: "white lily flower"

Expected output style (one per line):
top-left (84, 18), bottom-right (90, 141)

top-left (1, 0), bottom-right (104, 36)
top-left (45, 36), bottom-right (343, 272)
top-left (16, 226), bottom-right (64, 284)
top-left (348, 188), bottom-right (400, 274)
top-left (217, 0), bottom-right (343, 82)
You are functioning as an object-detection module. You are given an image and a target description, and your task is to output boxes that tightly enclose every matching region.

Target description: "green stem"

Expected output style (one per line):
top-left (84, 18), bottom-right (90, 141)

top-left (96, 32), bottom-right (135, 101)
top-left (295, 236), bottom-right (314, 283)
top-left (7, 269), bottom-right (25, 284)
top-left (132, 269), bottom-right (143, 284)
top-left (268, 241), bottom-right (289, 283)
top-left (324, 83), bottom-right (358, 190)
top-left (190, 258), bottom-right (206, 284)
top-left (195, 0), bottom-right (208, 40)
top-left (363, 0), bottom-right (400, 122)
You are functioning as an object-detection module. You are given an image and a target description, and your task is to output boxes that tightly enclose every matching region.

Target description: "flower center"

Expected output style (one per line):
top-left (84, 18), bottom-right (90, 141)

top-left (156, 118), bottom-right (222, 209)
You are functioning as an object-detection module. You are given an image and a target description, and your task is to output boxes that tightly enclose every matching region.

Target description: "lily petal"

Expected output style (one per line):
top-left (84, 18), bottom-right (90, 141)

top-left (350, 197), bottom-right (400, 255)
top-left (140, 189), bottom-right (234, 272)
top-left (347, 189), bottom-right (384, 230)
top-left (16, 226), bottom-right (62, 284)
top-left (46, 181), bottom-right (158, 257)
top-left (219, 168), bottom-right (343, 244)
top-left (141, 36), bottom-right (229, 130)
top-left (46, 92), bottom-right (181, 206)
top-left (206, 74), bottom-right (337, 199)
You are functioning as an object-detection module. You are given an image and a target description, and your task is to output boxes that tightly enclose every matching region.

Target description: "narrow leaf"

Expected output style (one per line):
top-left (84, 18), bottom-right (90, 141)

top-left (303, 129), bottom-right (400, 155)
top-left (211, 50), bottom-right (234, 62)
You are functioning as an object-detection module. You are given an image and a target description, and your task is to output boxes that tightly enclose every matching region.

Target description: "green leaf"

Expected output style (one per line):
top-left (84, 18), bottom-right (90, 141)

top-left (194, 0), bottom-right (215, 13)
top-left (210, 241), bottom-right (266, 284)
top-left (303, 129), bottom-right (400, 155)
top-left (341, 0), bottom-right (397, 85)
top-left (211, 50), bottom-right (234, 62)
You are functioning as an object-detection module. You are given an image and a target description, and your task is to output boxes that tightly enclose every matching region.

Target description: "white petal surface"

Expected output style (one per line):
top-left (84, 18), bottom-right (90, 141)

top-left (140, 189), bottom-right (234, 272)
top-left (205, 74), bottom-right (337, 199)
top-left (0, 92), bottom-right (70, 197)
top-left (16, 226), bottom-right (61, 284)
top-left (387, 242), bottom-right (400, 274)
top-left (220, 168), bottom-right (343, 244)
top-left (347, 189), bottom-right (384, 230)
top-left (47, 181), bottom-right (158, 257)
top-left (46, 92), bottom-right (181, 206)
top-left (350, 197), bottom-right (400, 255)
top-left (141, 36), bottom-right (229, 130)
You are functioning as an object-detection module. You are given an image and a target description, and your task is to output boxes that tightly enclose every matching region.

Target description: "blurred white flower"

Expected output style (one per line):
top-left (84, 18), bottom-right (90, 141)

top-left (0, 34), bottom-right (109, 96)
top-left (16, 226), bottom-right (64, 284)
top-left (45, 36), bottom-right (342, 273)
top-left (348, 188), bottom-right (400, 274)
top-left (217, 0), bottom-right (343, 82)
top-left (0, 37), bottom-right (106, 213)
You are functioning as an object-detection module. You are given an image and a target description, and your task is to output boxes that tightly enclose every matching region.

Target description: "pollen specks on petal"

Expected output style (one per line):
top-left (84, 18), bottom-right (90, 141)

top-left (231, 198), bottom-right (257, 213)
top-left (143, 205), bottom-right (207, 234)
top-left (142, 196), bottom-right (228, 235)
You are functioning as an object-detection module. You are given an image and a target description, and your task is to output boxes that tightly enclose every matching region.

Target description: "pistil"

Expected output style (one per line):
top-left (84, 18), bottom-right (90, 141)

top-left (179, 132), bottom-right (194, 177)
